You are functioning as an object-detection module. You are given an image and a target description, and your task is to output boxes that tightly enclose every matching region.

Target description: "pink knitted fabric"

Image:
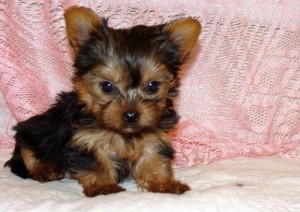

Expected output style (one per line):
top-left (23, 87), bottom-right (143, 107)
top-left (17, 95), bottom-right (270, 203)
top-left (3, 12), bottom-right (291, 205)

top-left (1, 0), bottom-right (300, 167)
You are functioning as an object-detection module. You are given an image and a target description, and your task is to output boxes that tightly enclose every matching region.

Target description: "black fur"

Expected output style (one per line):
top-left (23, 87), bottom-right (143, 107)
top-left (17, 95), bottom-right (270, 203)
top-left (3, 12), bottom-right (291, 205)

top-left (4, 145), bottom-right (29, 179)
top-left (158, 144), bottom-right (175, 160)
top-left (116, 158), bottom-right (132, 183)
top-left (5, 92), bottom-right (79, 177)
top-left (66, 146), bottom-right (98, 172)
top-left (158, 109), bottom-right (180, 131)
top-left (74, 20), bottom-right (182, 79)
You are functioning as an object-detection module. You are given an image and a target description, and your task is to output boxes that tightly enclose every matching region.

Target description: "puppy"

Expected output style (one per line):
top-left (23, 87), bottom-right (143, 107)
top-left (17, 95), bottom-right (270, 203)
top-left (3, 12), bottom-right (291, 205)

top-left (5, 6), bottom-right (201, 197)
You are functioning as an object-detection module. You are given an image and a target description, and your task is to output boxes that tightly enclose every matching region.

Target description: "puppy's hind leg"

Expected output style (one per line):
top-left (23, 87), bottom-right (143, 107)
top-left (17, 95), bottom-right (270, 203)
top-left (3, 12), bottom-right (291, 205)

top-left (4, 145), bottom-right (30, 179)
top-left (20, 148), bottom-right (65, 182)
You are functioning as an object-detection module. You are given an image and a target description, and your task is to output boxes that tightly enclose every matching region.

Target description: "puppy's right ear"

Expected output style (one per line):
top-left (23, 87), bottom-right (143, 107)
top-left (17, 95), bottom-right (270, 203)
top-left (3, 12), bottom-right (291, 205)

top-left (64, 6), bottom-right (102, 52)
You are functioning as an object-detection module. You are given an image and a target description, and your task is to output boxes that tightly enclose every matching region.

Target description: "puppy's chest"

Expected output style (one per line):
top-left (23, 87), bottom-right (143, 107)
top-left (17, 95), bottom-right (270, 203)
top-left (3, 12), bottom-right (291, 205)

top-left (71, 129), bottom-right (144, 161)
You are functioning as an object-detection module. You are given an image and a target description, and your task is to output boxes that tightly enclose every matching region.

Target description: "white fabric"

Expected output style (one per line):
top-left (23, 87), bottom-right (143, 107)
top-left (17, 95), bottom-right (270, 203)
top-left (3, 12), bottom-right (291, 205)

top-left (1, 151), bottom-right (300, 211)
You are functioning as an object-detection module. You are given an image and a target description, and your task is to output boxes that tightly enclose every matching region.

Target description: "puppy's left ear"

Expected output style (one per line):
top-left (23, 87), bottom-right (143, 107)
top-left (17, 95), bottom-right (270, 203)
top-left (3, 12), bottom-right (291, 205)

top-left (164, 18), bottom-right (201, 61)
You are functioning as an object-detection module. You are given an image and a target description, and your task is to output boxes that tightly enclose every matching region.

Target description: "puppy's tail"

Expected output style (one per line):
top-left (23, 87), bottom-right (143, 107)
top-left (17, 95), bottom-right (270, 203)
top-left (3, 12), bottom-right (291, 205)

top-left (4, 147), bottom-right (30, 179)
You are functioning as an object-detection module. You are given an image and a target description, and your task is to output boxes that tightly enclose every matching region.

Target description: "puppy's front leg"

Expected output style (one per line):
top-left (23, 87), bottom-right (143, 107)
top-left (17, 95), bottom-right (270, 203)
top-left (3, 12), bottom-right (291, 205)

top-left (69, 129), bottom-right (126, 197)
top-left (74, 169), bottom-right (125, 197)
top-left (70, 151), bottom-right (125, 197)
top-left (67, 148), bottom-right (124, 196)
top-left (133, 138), bottom-right (190, 194)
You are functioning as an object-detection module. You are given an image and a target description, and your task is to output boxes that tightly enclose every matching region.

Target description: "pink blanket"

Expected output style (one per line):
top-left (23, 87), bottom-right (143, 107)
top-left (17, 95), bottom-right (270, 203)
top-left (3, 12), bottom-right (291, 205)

top-left (1, 0), bottom-right (300, 167)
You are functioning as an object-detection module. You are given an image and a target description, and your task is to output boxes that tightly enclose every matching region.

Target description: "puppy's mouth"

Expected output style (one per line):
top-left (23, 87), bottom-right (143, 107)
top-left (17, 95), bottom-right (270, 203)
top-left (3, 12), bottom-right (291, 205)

top-left (116, 119), bottom-right (157, 135)
top-left (121, 126), bottom-right (138, 134)
top-left (119, 122), bottom-right (146, 135)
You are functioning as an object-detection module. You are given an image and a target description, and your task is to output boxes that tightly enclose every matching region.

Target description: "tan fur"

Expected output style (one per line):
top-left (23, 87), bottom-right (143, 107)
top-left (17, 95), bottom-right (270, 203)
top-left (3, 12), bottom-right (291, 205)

top-left (21, 148), bottom-right (38, 172)
top-left (74, 165), bottom-right (124, 196)
top-left (21, 148), bottom-right (64, 182)
top-left (72, 60), bottom-right (175, 135)
top-left (71, 127), bottom-right (189, 194)
top-left (163, 18), bottom-right (201, 60)
top-left (64, 6), bottom-right (102, 52)
top-left (71, 129), bottom-right (128, 196)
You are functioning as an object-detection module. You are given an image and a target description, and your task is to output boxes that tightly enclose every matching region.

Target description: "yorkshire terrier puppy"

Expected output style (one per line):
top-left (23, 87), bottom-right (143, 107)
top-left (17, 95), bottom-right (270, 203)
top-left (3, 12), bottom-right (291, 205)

top-left (5, 6), bottom-right (201, 197)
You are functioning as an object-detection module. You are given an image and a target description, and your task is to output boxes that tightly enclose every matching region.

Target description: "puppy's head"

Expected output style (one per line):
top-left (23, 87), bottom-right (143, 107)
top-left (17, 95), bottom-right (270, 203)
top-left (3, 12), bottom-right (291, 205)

top-left (64, 6), bottom-right (201, 135)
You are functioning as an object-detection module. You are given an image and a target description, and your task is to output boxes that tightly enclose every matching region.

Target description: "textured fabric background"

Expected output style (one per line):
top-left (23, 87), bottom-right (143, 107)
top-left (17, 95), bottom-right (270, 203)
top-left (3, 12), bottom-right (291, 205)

top-left (0, 0), bottom-right (300, 167)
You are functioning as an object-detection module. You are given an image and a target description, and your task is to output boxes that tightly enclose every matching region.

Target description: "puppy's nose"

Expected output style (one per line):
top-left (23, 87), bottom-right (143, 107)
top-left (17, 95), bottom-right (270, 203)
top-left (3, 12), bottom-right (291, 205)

top-left (123, 111), bottom-right (140, 122)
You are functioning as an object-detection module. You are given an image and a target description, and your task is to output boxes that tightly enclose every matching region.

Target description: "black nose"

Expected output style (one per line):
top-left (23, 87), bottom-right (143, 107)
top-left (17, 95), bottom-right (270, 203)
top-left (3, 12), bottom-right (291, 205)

top-left (123, 111), bottom-right (140, 122)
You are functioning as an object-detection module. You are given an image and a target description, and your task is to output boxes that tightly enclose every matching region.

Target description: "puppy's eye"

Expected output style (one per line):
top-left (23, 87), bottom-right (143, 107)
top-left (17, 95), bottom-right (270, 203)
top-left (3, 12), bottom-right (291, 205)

top-left (100, 81), bottom-right (118, 94)
top-left (145, 81), bottom-right (161, 94)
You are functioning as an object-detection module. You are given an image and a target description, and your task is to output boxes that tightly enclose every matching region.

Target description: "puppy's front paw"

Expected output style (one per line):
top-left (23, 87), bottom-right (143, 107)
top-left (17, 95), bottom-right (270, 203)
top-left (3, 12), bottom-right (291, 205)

top-left (146, 180), bottom-right (191, 194)
top-left (84, 183), bottom-right (126, 197)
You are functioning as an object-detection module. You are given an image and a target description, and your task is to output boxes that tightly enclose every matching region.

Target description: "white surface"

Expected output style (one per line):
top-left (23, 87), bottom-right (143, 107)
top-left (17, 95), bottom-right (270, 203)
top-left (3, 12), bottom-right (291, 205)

top-left (1, 151), bottom-right (300, 212)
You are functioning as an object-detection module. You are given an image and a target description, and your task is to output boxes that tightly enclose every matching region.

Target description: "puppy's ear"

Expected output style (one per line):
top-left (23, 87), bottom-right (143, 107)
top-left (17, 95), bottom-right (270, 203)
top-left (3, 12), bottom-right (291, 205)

top-left (163, 18), bottom-right (201, 61)
top-left (64, 6), bottom-right (102, 52)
